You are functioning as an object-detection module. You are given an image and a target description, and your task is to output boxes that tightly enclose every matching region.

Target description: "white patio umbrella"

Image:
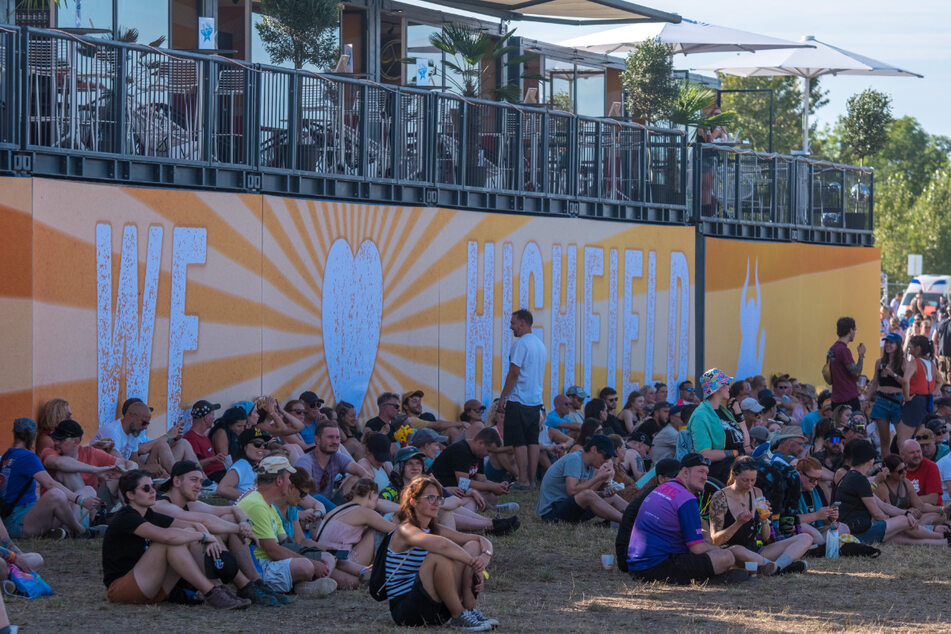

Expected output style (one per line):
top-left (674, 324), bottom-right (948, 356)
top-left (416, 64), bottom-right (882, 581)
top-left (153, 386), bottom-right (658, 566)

top-left (695, 35), bottom-right (923, 153)
top-left (558, 18), bottom-right (811, 55)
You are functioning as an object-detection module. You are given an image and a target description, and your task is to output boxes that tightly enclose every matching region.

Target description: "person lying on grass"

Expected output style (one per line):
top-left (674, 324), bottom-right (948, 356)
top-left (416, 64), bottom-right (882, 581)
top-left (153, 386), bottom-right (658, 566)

top-left (236, 456), bottom-right (337, 597)
top-left (152, 460), bottom-right (287, 606)
top-left (383, 475), bottom-right (498, 631)
top-left (536, 434), bottom-right (627, 524)
top-left (102, 469), bottom-right (250, 609)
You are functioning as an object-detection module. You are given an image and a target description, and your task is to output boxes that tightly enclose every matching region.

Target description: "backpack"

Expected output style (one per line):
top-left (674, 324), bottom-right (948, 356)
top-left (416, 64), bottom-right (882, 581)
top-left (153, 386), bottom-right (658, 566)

top-left (367, 530), bottom-right (394, 601)
top-left (674, 429), bottom-right (694, 461)
top-left (752, 455), bottom-right (801, 534)
top-left (821, 346), bottom-right (835, 385)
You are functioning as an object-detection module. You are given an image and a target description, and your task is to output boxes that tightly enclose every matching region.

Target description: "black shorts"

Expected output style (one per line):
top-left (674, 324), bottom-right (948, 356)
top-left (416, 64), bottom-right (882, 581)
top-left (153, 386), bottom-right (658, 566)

top-left (389, 574), bottom-right (451, 627)
top-left (541, 496), bottom-right (595, 524)
top-left (630, 551), bottom-right (717, 585)
top-left (503, 402), bottom-right (541, 447)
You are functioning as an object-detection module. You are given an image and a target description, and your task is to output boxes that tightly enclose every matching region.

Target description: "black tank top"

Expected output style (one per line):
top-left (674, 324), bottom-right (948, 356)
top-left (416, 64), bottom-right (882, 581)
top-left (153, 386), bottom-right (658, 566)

top-left (877, 360), bottom-right (903, 389)
top-left (723, 490), bottom-right (759, 550)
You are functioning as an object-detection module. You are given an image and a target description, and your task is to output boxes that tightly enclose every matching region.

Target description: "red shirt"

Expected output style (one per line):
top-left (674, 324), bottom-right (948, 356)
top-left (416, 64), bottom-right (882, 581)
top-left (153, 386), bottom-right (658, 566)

top-left (829, 341), bottom-right (858, 403)
top-left (39, 445), bottom-right (116, 488)
top-left (906, 458), bottom-right (942, 499)
top-left (184, 429), bottom-right (225, 476)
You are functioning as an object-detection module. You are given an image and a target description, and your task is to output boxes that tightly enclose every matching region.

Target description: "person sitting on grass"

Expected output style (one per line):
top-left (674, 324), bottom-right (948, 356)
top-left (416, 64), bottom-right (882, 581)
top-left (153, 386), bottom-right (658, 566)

top-left (217, 429), bottom-right (271, 502)
top-left (627, 453), bottom-right (746, 585)
top-left (358, 432), bottom-right (394, 492)
top-left (152, 460), bottom-right (285, 606)
top-left (615, 457), bottom-right (682, 572)
top-left (210, 406), bottom-right (249, 470)
top-left (294, 422), bottom-right (372, 505)
top-left (708, 457), bottom-right (812, 575)
top-left (568, 418), bottom-right (604, 453)
top-left (39, 419), bottom-right (135, 501)
top-left (795, 456), bottom-right (850, 547)
top-left (0, 514), bottom-right (44, 582)
top-left (313, 478), bottom-right (397, 588)
top-left (236, 456), bottom-right (337, 597)
top-left (102, 469), bottom-right (250, 609)
top-left (835, 440), bottom-right (948, 546)
top-left (901, 439), bottom-right (944, 505)
top-left (92, 399), bottom-right (197, 478)
top-left (430, 428), bottom-right (510, 510)
top-left (536, 434), bottom-right (627, 524)
top-left (384, 475), bottom-right (498, 631)
top-left (873, 454), bottom-right (949, 532)
top-left (1, 418), bottom-right (103, 539)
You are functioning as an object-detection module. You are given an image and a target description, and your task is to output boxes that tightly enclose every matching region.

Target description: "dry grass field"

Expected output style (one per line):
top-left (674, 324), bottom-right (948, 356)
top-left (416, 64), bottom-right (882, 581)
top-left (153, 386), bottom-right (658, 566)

top-left (10, 487), bottom-right (951, 633)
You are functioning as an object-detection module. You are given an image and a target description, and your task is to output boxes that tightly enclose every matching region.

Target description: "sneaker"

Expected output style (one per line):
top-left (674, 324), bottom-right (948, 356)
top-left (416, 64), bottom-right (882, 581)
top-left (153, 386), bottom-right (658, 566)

top-left (84, 524), bottom-right (108, 539)
top-left (777, 560), bottom-right (808, 575)
top-left (44, 528), bottom-right (67, 541)
top-left (253, 579), bottom-right (291, 604)
top-left (237, 581), bottom-right (278, 607)
top-left (203, 585), bottom-right (251, 610)
top-left (293, 577), bottom-right (337, 598)
top-left (358, 565), bottom-right (373, 586)
top-left (470, 608), bottom-right (499, 628)
top-left (488, 515), bottom-right (520, 536)
top-left (449, 609), bottom-right (493, 631)
top-left (495, 502), bottom-right (520, 516)
top-left (706, 569), bottom-right (749, 585)
top-left (757, 562), bottom-right (777, 576)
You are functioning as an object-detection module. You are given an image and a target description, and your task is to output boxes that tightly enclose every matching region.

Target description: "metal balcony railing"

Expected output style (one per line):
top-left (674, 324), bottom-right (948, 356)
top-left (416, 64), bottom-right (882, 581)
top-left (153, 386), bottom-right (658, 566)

top-left (0, 26), bottom-right (874, 245)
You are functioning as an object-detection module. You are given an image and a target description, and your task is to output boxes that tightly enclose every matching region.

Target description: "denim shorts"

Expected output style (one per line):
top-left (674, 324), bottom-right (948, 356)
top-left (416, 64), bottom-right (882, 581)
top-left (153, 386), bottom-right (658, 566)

top-left (870, 393), bottom-right (903, 424)
top-left (853, 520), bottom-right (887, 544)
top-left (4, 501), bottom-right (35, 538)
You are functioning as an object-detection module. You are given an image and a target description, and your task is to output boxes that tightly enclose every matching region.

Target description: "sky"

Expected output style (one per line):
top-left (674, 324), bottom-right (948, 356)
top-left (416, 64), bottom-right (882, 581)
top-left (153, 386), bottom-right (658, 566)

top-left (411, 0), bottom-right (951, 139)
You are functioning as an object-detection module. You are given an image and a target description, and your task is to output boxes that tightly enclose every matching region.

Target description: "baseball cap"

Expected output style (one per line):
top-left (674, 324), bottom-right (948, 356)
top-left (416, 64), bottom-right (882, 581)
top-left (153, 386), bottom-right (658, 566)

top-left (655, 458), bottom-right (681, 478)
top-left (191, 400), bottom-right (221, 418)
top-left (393, 446), bottom-right (427, 467)
top-left (759, 395), bottom-right (777, 410)
top-left (402, 390), bottom-right (425, 404)
top-left (158, 460), bottom-right (204, 492)
top-left (566, 386), bottom-right (588, 399)
top-left (122, 398), bottom-right (154, 415)
top-left (234, 400), bottom-right (255, 415)
top-left (681, 453), bottom-right (711, 468)
top-left (410, 427), bottom-right (448, 447)
top-left (256, 455), bottom-right (297, 475)
top-left (50, 419), bottom-right (84, 440)
top-left (366, 433), bottom-right (393, 463)
top-left (748, 426), bottom-right (770, 444)
top-left (758, 389), bottom-right (774, 400)
top-left (850, 440), bottom-right (878, 465)
top-left (13, 417), bottom-right (36, 435)
top-left (237, 428), bottom-right (271, 447)
top-left (740, 397), bottom-right (764, 413)
top-left (586, 434), bottom-right (616, 458)
top-left (299, 391), bottom-right (324, 407)
top-left (669, 404), bottom-right (685, 417)
top-left (883, 332), bottom-right (903, 344)
top-left (627, 431), bottom-right (652, 447)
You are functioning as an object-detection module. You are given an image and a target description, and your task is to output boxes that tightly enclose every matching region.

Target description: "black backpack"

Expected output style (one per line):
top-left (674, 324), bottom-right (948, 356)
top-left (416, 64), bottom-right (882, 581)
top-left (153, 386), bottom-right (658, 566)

top-left (367, 530), bottom-right (393, 601)
top-left (753, 457), bottom-right (801, 531)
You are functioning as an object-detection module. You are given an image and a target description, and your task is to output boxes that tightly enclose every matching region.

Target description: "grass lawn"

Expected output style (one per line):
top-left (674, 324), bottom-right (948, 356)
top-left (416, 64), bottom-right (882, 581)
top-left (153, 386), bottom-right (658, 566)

top-left (10, 487), bottom-right (951, 632)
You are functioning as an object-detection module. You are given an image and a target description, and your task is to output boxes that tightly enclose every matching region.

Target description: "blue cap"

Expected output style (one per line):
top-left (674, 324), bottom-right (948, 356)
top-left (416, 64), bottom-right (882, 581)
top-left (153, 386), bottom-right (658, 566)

top-left (586, 434), bottom-right (616, 458)
top-left (883, 332), bottom-right (902, 344)
top-left (234, 400), bottom-right (254, 416)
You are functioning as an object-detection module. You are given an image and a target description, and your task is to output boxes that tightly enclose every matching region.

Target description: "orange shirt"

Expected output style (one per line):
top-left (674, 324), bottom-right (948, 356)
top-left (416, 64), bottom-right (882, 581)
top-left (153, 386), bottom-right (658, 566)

top-left (39, 445), bottom-right (117, 488)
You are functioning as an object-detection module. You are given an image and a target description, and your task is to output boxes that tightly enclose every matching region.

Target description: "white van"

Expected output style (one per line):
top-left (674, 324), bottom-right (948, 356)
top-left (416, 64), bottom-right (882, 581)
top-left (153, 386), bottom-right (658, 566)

top-left (898, 275), bottom-right (951, 317)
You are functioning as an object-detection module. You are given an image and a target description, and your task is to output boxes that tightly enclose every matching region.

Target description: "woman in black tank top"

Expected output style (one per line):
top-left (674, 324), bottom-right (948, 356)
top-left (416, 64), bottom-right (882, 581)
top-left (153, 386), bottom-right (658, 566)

top-left (868, 334), bottom-right (905, 457)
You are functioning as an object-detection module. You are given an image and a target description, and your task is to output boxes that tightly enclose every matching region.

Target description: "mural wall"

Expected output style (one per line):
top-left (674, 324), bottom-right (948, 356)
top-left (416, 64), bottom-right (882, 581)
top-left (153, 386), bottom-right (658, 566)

top-left (0, 178), bottom-right (696, 438)
top-left (703, 238), bottom-right (882, 387)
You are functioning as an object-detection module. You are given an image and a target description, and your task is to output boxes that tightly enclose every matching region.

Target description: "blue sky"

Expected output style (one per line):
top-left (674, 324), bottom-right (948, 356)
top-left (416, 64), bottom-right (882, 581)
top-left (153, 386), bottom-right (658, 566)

top-left (511, 0), bottom-right (949, 139)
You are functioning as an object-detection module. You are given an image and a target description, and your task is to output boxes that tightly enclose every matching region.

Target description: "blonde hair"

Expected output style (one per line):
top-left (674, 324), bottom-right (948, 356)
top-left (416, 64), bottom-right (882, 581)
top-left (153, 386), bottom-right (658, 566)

top-left (38, 398), bottom-right (70, 434)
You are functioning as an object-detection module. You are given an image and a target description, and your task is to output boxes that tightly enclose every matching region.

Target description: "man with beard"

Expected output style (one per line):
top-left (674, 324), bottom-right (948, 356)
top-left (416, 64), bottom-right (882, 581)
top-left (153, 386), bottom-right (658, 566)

top-left (93, 400), bottom-right (197, 477)
top-left (294, 423), bottom-right (371, 501)
top-left (153, 461), bottom-right (285, 606)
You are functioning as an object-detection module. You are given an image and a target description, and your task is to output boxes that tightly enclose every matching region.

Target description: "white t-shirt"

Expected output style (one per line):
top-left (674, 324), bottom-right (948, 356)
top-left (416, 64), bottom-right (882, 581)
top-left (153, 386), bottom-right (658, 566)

top-left (91, 419), bottom-right (146, 460)
top-left (229, 459), bottom-right (257, 498)
top-left (507, 332), bottom-right (546, 406)
top-left (937, 453), bottom-right (951, 504)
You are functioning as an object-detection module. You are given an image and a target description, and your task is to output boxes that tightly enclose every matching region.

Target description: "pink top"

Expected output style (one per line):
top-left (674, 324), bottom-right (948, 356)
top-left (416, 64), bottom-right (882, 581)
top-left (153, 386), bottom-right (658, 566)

top-left (315, 506), bottom-right (365, 550)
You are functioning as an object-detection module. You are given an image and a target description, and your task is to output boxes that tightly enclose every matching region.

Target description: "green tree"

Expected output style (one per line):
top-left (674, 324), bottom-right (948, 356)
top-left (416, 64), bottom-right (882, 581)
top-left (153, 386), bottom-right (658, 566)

top-left (255, 0), bottom-right (338, 70)
top-left (719, 76), bottom-right (828, 154)
top-left (669, 81), bottom-right (736, 141)
top-left (842, 89), bottom-right (892, 165)
top-left (621, 38), bottom-right (678, 125)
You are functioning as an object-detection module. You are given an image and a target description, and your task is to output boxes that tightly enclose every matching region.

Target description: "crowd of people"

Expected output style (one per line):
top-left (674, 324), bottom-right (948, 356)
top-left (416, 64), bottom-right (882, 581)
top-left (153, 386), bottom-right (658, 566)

top-left (3, 307), bottom-right (951, 629)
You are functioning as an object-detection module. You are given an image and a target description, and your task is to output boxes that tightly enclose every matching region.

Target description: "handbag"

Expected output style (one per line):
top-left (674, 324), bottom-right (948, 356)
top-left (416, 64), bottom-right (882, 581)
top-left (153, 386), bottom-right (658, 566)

top-left (7, 564), bottom-right (53, 598)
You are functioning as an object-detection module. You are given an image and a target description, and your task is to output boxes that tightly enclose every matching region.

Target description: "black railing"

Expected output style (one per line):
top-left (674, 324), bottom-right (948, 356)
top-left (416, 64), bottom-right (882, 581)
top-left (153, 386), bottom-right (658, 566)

top-left (693, 144), bottom-right (873, 246)
top-left (0, 26), bottom-right (874, 245)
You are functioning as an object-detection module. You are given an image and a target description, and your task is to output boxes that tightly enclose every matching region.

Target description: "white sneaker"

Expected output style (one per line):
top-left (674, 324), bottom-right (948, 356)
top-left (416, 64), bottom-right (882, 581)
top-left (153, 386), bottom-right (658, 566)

top-left (294, 577), bottom-right (337, 598)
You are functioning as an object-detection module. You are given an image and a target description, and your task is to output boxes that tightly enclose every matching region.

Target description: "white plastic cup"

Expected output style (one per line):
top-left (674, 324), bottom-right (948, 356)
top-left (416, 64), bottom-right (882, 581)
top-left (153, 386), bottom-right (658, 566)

top-left (744, 561), bottom-right (758, 576)
top-left (600, 554), bottom-right (615, 571)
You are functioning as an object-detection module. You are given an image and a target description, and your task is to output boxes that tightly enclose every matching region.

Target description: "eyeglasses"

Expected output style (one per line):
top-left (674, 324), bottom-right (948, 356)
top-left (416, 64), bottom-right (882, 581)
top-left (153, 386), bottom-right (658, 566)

top-left (250, 440), bottom-right (267, 448)
top-left (420, 494), bottom-right (443, 505)
top-left (914, 435), bottom-right (932, 442)
top-left (291, 409), bottom-right (305, 415)
top-left (805, 474), bottom-right (820, 484)
top-left (296, 487), bottom-right (310, 497)
top-left (137, 484), bottom-right (153, 493)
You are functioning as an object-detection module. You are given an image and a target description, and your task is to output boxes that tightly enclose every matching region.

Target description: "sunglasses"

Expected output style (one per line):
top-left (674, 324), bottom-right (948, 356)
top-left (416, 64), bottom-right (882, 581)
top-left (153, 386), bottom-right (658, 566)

top-left (296, 487), bottom-right (310, 497)
top-left (895, 468), bottom-right (907, 474)
top-left (805, 475), bottom-right (820, 484)
top-left (829, 436), bottom-right (842, 444)
top-left (684, 387), bottom-right (695, 392)
top-left (420, 494), bottom-right (443, 505)
top-left (137, 483), bottom-right (154, 493)
top-left (250, 440), bottom-right (267, 448)
top-left (914, 436), bottom-right (932, 442)
top-left (469, 406), bottom-right (486, 413)
top-left (291, 409), bottom-right (305, 415)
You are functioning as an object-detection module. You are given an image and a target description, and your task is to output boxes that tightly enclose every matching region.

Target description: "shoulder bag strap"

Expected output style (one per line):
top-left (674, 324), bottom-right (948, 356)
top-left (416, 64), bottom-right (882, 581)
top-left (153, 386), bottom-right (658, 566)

top-left (313, 502), bottom-right (359, 544)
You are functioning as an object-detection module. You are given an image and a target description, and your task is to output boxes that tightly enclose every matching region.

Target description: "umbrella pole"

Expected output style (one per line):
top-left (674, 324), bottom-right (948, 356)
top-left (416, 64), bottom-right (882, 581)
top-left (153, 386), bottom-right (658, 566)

top-left (802, 76), bottom-right (810, 154)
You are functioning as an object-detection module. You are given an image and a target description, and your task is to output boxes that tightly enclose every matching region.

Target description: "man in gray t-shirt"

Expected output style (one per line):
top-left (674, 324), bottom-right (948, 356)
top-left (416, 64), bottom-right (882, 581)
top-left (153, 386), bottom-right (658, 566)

top-left (536, 435), bottom-right (627, 524)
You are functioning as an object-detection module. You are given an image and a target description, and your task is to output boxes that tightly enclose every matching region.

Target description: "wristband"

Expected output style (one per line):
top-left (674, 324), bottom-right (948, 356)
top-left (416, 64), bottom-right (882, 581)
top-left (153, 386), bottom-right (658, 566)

top-left (481, 550), bottom-right (492, 556)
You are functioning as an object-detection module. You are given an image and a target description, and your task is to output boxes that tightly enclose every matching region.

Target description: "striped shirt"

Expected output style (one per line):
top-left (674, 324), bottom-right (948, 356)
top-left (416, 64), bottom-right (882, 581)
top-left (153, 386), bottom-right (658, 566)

top-left (384, 531), bottom-right (429, 599)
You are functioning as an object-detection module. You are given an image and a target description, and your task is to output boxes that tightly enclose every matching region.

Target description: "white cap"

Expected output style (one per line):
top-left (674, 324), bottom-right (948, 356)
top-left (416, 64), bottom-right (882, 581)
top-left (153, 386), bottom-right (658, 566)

top-left (740, 397), bottom-right (765, 413)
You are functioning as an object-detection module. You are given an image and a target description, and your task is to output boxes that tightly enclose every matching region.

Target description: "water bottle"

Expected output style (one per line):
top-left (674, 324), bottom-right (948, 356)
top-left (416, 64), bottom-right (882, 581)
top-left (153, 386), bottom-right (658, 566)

top-left (825, 521), bottom-right (840, 559)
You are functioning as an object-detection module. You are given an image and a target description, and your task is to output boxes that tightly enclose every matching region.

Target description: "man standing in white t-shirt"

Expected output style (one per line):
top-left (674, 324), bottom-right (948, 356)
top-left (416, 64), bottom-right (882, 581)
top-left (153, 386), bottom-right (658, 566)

top-left (499, 309), bottom-right (547, 490)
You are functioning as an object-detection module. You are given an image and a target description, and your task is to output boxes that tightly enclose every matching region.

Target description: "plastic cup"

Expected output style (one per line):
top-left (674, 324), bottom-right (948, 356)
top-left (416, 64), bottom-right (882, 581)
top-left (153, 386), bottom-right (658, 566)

top-left (600, 554), bottom-right (615, 571)
top-left (744, 561), bottom-right (758, 576)
top-left (754, 496), bottom-right (770, 521)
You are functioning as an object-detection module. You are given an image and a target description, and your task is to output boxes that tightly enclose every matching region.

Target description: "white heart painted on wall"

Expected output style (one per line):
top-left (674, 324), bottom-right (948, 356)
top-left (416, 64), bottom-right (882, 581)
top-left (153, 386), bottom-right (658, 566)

top-left (322, 239), bottom-right (383, 415)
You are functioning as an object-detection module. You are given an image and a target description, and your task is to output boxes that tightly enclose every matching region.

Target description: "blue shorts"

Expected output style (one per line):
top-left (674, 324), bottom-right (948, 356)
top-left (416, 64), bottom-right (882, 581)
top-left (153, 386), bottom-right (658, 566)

top-left (484, 458), bottom-right (508, 483)
top-left (853, 520), bottom-right (887, 544)
top-left (870, 394), bottom-right (903, 424)
top-left (901, 394), bottom-right (932, 428)
top-left (541, 496), bottom-right (595, 524)
top-left (5, 501), bottom-right (35, 538)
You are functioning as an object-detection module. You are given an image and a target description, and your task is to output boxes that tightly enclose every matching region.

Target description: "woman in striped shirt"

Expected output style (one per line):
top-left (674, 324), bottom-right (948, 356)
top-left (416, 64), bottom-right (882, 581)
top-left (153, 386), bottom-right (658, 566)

top-left (385, 475), bottom-right (498, 631)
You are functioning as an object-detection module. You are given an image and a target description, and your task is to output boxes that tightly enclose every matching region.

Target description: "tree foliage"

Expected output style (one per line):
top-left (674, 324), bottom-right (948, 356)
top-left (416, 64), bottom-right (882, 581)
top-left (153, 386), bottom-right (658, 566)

top-left (669, 82), bottom-right (736, 140)
top-left (621, 38), bottom-right (678, 124)
top-left (718, 76), bottom-right (828, 153)
top-left (842, 89), bottom-right (892, 164)
top-left (255, 0), bottom-right (338, 70)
